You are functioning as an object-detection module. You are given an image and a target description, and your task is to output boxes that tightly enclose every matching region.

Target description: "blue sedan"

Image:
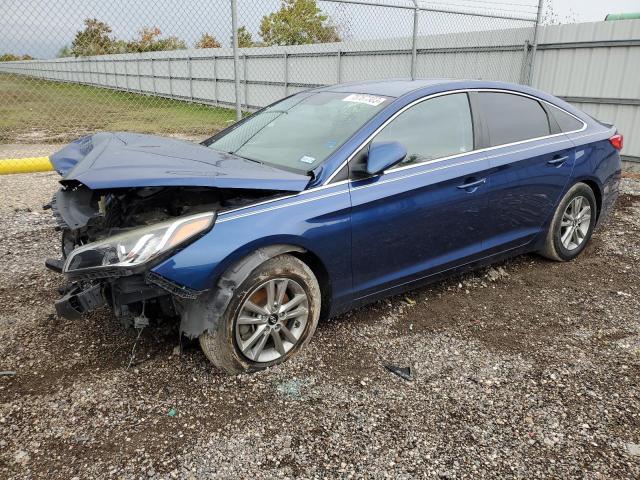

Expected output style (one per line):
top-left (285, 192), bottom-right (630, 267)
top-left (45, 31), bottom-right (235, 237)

top-left (48, 79), bottom-right (622, 373)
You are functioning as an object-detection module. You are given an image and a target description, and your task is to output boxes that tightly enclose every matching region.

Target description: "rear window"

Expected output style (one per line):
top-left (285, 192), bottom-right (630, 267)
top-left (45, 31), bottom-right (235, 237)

top-left (478, 92), bottom-right (550, 146)
top-left (549, 105), bottom-right (584, 133)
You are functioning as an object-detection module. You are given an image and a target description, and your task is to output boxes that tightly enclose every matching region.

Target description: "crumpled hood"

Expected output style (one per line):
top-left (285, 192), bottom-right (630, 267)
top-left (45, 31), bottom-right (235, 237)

top-left (50, 132), bottom-right (310, 191)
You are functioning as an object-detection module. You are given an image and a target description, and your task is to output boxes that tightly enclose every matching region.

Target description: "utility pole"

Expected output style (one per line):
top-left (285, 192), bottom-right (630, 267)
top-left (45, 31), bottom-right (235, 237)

top-left (231, 0), bottom-right (241, 121)
top-left (528, 0), bottom-right (545, 86)
top-left (411, 0), bottom-right (419, 80)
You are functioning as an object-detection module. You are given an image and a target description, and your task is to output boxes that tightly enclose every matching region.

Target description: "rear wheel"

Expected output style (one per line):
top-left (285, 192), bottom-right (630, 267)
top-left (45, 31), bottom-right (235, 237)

top-left (199, 254), bottom-right (321, 374)
top-left (540, 182), bottom-right (597, 262)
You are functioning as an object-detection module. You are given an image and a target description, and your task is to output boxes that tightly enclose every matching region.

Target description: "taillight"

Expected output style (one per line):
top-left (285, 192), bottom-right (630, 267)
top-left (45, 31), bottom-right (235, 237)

top-left (609, 134), bottom-right (623, 151)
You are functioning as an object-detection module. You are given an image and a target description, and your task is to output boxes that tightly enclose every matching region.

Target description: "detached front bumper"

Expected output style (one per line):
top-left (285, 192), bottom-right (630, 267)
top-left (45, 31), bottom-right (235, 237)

top-left (49, 264), bottom-right (202, 321)
top-left (55, 283), bottom-right (105, 320)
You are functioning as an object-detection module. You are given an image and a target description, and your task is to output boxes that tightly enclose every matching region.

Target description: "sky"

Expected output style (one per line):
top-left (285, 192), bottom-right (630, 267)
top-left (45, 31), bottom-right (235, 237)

top-left (548, 0), bottom-right (640, 23)
top-left (1, 0), bottom-right (639, 59)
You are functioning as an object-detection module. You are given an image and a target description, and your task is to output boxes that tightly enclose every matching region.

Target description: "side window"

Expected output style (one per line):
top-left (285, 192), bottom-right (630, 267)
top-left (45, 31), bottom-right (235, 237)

top-left (374, 93), bottom-right (473, 169)
top-left (549, 105), bottom-right (584, 133)
top-left (478, 92), bottom-right (550, 146)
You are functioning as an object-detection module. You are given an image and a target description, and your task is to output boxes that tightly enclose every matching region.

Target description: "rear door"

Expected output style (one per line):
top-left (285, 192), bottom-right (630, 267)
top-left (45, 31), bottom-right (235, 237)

top-left (349, 92), bottom-right (492, 300)
top-left (477, 91), bottom-right (577, 254)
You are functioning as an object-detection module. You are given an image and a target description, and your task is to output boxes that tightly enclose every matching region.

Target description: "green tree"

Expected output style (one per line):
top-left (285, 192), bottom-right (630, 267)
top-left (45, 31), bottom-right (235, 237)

top-left (540, 0), bottom-right (577, 24)
top-left (195, 32), bottom-right (221, 49)
top-left (0, 53), bottom-right (33, 61)
top-left (71, 18), bottom-right (115, 56)
top-left (259, 0), bottom-right (341, 46)
top-left (127, 26), bottom-right (187, 53)
top-left (237, 26), bottom-right (254, 48)
top-left (56, 45), bottom-right (72, 58)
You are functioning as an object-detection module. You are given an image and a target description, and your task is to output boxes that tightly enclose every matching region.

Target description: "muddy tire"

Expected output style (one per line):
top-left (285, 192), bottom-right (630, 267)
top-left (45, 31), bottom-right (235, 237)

top-left (540, 182), bottom-right (597, 262)
top-left (199, 254), bottom-right (321, 375)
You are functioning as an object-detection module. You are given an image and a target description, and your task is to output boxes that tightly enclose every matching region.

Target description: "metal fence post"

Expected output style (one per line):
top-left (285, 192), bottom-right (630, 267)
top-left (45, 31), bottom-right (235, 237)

top-left (336, 50), bottom-right (342, 83)
top-left (168, 57), bottom-right (173, 98)
top-left (411, 0), bottom-right (419, 80)
top-left (231, 0), bottom-right (242, 121)
top-left (124, 59), bottom-right (129, 91)
top-left (284, 52), bottom-right (289, 96)
top-left (213, 55), bottom-right (218, 104)
top-left (527, 0), bottom-right (544, 86)
top-left (243, 53), bottom-right (248, 109)
top-left (136, 54), bottom-right (142, 93)
top-left (151, 58), bottom-right (157, 94)
top-left (519, 40), bottom-right (530, 84)
top-left (187, 56), bottom-right (193, 101)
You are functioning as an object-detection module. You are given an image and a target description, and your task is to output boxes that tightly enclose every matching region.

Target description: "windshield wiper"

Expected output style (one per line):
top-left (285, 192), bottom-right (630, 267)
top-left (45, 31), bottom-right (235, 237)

top-left (230, 152), bottom-right (264, 165)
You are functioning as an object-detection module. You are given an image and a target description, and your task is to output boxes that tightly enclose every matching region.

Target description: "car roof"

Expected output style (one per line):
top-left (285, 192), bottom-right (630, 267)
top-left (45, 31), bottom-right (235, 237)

top-left (317, 79), bottom-right (591, 121)
top-left (319, 78), bottom-right (454, 97)
top-left (319, 78), bottom-right (551, 100)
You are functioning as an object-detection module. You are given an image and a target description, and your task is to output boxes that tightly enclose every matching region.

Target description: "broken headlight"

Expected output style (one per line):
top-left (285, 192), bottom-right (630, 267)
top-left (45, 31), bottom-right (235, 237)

top-left (63, 212), bottom-right (214, 275)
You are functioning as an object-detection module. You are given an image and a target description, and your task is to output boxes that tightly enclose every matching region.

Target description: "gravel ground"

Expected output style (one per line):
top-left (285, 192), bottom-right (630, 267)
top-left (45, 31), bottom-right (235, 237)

top-left (0, 171), bottom-right (639, 479)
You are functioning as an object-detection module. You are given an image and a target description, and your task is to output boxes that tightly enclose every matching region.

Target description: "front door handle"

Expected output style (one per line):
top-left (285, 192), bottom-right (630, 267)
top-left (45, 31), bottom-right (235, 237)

top-left (457, 178), bottom-right (486, 192)
top-left (547, 155), bottom-right (569, 166)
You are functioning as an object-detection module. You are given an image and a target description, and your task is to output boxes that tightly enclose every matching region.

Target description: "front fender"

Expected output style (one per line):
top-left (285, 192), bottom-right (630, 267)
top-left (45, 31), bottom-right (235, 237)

top-left (178, 244), bottom-right (305, 338)
top-left (150, 183), bottom-right (352, 307)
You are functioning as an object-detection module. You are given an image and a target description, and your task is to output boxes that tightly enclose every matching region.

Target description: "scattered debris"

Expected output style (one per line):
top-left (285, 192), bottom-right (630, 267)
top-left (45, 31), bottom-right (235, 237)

top-left (404, 296), bottom-right (416, 305)
top-left (615, 291), bottom-right (632, 297)
top-left (0, 371), bottom-right (16, 376)
top-left (13, 450), bottom-right (30, 466)
top-left (127, 326), bottom-right (145, 370)
top-left (384, 364), bottom-right (414, 381)
top-left (624, 442), bottom-right (640, 457)
top-left (167, 408), bottom-right (177, 417)
top-left (276, 378), bottom-right (306, 399)
top-left (485, 266), bottom-right (509, 282)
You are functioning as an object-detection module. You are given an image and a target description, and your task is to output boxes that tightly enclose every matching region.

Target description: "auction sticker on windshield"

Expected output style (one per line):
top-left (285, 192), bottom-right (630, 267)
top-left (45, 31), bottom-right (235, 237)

top-left (342, 94), bottom-right (387, 106)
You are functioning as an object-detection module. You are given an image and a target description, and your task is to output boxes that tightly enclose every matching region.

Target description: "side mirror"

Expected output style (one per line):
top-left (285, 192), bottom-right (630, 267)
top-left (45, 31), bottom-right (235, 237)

top-left (366, 141), bottom-right (407, 175)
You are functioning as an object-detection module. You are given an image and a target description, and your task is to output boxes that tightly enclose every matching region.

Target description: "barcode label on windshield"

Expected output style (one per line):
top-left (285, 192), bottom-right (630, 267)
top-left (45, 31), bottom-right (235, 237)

top-left (342, 94), bottom-right (386, 106)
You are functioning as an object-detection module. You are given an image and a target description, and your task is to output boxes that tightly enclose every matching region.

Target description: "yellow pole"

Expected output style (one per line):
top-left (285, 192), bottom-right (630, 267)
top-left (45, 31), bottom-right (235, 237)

top-left (0, 157), bottom-right (54, 175)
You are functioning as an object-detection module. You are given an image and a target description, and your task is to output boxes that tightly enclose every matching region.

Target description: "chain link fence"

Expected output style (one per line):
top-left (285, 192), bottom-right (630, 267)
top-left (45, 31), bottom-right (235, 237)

top-left (0, 0), bottom-right (541, 146)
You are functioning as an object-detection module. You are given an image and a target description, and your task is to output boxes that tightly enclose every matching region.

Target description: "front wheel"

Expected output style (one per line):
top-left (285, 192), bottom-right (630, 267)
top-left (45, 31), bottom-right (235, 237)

top-left (199, 254), bottom-right (321, 374)
top-left (540, 182), bottom-right (597, 262)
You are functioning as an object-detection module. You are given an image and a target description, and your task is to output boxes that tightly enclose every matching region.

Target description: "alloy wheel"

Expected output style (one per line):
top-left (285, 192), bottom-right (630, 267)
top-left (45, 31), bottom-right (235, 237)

top-left (235, 278), bottom-right (309, 363)
top-left (560, 195), bottom-right (591, 251)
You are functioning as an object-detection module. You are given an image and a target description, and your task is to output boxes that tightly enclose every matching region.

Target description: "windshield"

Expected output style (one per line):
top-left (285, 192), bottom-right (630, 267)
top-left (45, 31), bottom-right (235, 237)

top-left (208, 91), bottom-right (390, 172)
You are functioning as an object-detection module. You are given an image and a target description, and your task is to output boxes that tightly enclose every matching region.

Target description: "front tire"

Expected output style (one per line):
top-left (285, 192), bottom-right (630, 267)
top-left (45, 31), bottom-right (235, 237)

top-left (540, 182), bottom-right (597, 262)
top-left (199, 254), bottom-right (321, 374)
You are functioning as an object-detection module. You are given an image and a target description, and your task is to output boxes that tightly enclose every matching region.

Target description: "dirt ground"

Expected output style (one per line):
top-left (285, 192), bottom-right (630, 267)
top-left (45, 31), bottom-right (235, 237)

top-left (0, 171), bottom-right (639, 479)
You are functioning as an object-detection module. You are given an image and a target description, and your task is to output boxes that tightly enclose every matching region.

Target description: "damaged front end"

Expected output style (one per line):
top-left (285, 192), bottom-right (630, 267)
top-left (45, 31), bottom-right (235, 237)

top-left (45, 132), bottom-right (310, 331)
top-left (46, 186), bottom-right (217, 325)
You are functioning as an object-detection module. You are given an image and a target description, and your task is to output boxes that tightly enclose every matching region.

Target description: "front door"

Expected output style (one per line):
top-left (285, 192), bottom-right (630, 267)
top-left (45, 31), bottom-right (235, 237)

top-left (349, 92), bottom-right (492, 300)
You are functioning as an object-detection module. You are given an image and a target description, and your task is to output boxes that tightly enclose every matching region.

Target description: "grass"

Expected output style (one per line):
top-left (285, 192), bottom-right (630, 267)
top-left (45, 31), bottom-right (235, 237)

top-left (0, 73), bottom-right (237, 144)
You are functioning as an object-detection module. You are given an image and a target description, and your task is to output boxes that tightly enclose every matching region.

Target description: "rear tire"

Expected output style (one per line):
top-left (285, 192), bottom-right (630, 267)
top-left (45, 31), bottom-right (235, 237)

top-left (199, 254), bottom-right (321, 375)
top-left (540, 182), bottom-right (597, 262)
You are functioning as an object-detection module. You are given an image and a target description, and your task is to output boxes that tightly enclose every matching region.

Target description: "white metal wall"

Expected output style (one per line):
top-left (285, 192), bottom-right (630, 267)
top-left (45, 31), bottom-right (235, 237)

top-left (0, 28), bottom-right (534, 108)
top-left (532, 20), bottom-right (640, 160)
top-left (1, 20), bottom-right (638, 158)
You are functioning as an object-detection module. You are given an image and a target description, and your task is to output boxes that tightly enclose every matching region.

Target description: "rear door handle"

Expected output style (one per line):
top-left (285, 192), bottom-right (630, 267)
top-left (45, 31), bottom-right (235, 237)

top-left (547, 155), bottom-right (568, 166)
top-left (457, 178), bottom-right (486, 191)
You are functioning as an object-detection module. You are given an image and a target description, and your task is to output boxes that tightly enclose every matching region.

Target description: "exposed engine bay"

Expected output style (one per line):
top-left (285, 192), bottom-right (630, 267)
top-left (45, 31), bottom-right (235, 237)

top-left (49, 184), bottom-right (277, 256)
top-left (46, 184), bottom-right (282, 330)
top-left (44, 131), bottom-right (311, 335)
